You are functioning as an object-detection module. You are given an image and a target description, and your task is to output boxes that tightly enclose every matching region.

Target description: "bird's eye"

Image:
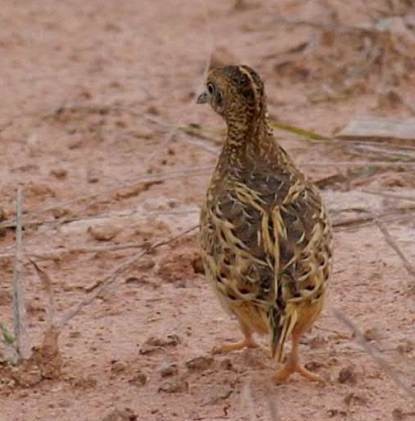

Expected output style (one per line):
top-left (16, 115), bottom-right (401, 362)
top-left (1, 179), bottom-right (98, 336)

top-left (207, 83), bottom-right (215, 95)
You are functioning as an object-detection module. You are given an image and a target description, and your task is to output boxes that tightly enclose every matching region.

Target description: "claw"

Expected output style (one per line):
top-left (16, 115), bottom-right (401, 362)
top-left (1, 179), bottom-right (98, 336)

top-left (212, 337), bottom-right (258, 354)
top-left (274, 362), bottom-right (325, 383)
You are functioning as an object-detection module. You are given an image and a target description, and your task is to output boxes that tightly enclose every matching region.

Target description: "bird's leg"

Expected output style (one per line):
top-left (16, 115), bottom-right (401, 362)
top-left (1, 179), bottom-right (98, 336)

top-left (274, 332), bottom-right (324, 383)
top-left (212, 321), bottom-right (258, 354)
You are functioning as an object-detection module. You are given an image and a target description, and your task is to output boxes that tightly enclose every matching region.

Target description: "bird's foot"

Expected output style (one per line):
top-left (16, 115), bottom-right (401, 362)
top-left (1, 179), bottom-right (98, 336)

top-left (274, 362), bottom-right (325, 384)
top-left (212, 337), bottom-right (259, 354)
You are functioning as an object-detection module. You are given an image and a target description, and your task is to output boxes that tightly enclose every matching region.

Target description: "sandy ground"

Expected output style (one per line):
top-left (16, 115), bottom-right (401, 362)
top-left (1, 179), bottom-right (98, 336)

top-left (1, 1), bottom-right (415, 420)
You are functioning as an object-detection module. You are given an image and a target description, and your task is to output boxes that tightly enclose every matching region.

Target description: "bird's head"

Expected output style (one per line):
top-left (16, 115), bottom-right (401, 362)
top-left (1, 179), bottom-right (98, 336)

top-left (197, 65), bottom-right (266, 125)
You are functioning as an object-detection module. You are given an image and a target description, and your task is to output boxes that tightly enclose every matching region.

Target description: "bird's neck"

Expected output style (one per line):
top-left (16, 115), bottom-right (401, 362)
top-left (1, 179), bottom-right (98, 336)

top-left (221, 113), bottom-right (275, 167)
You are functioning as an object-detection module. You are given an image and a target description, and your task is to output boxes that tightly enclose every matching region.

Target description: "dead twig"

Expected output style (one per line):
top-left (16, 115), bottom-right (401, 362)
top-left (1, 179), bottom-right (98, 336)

top-left (336, 116), bottom-right (415, 142)
top-left (270, 120), bottom-right (329, 141)
top-left (344, 142), bottom-right (415, 162)
top-left (362, 189), bottom-right (415, 203)
top-left (243, 382), bottom-right (257, 421)
top-left (332, 204), bottom-right (415, 229)
top-left (272, 15), bottom-right (378, 34)
top-left (243, 380), bottom-right (281, 421)
top-left (371, 212), bottom-right (415, 284)
top-left (57, 224), bottom-right (199, 327)
top-left (29, 260), bottom-right (56, 327)
top-left (332, 214), bottom-right (375, 229)
top-left (28, 259), bottom-right (63, 378)
top-left (144, 0), bottom-right (215, 170)
top-left (0, 166), bottom-right (211, 230)
top-left (0, 242), bottom-right (150, 261)
top-left (264, 384), bottom-right (281, 421)
top-left (333, 309), bottom-right (415, 401)
top-left (12, 188), bottom-right (29, 361)
top-left (0, 241), bottom-right (150, 261)
top-left (34, 241), bottom-right (155, 260)
top-left (179, 123), bottom-right (223, 144)
top-left (0, 207), bottom-right (200, 260)
top-left (180, 137), bottom-right (219, 155)
top-left (297, 161), bottom-right (415, 168)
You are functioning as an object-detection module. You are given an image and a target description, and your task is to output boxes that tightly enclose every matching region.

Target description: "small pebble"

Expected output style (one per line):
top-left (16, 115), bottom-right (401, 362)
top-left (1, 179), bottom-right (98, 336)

top-left (128, 370), bottom-right (147, 387)
top-left (87, 168), bottom-right (100, 183)
top-left (304, 360), bottom-right (323, 371)
top-left (219, 358), bottom-right (233, 371)
top-left (396, 339), bottom-right (414, 354)
top-left (111, 361), bottom-right (127, 374)
top-left (87, 224), bottom-right (120, 241)
top-left (158, 378), bottom-right (188, 393)
top-left (50, 168), bottom-right (68, 179)
top-left (160, 363), bottom-right (178, 377)
top-left (344, 392), bottom-right (367, 406)
top-left (145, 334), bottom-right (181, 347)
top-left (338, 365), bottom-right (357, 384)
top-left (102, 407), bottom-right (137, 421)
top-left (185, 355), bottom-right (214, 372)
top-left (139, 344), bottom-right (158, 355)
top-left (363, 327), bottom-right (381, 342)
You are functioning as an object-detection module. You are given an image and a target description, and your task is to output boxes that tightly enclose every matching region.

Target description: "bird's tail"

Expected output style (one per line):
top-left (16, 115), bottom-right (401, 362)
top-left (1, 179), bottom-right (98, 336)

top-left (269, 304), bottom-right (298, 362)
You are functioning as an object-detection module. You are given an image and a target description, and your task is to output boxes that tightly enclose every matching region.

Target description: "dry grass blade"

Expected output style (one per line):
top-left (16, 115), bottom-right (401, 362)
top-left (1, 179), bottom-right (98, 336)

top-left (264, 384), bottom-right (281, 421)
top-left (272, 15), bottom-right (377, 33)
top-left (0, 206), bottom-right (200, 260)
top-left (302, 161), bottom-right (415, 168)
top-left (242, 382), bottom-right (257, 421)
top-left (21, 257), bottom-right (63, 379)
top-left (332, 205), bottom-right (415, 229)
top-left (362, 189), bottom-right (415, 203)
top-left (336, 117), bottom-right (415, 142)
top-left (145, 0), bottom-right (215, 169)
top-left (28, 241), bottom-right (154, 260)
top-left (58, 248), bottom-right (149, 327)
top-left (344, 142), bottom-right (415, 162)
top-left (270, 120), bottom-right (329, 141)
top-left (371, 213), bottom-right (415, 286)
top-left (0, 243), bottom-right (154, 261)
top-left (333, 309), bottom-right (415, 401)
top-left (58, 224), bottom-right (198, 327)
top-left (0, 166), bottom-right (212, 230)
top-left (180, 137), bottom-right (219, 155)
top-left (12, 188), bottom-right (28, 361)
top-left (243, 381), bottom-right (281, 421)
top-left (0, 322), bottom-right (17, 363)
top-left (332, 214), bottom-right (375, 229)
top-left (179, 124), bottom-right (223, 144)
top-left (29, 259), bottom-right (56, 327)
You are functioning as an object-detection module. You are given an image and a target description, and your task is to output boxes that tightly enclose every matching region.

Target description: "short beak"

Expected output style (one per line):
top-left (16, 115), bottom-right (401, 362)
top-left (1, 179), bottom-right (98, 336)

top-left (196, 91), bottom-right (209, 104)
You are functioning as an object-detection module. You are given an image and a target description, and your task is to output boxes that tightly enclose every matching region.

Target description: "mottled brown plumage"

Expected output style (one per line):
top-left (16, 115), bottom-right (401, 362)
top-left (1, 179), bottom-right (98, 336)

top-left (197, 65), bottom-right (332, 382)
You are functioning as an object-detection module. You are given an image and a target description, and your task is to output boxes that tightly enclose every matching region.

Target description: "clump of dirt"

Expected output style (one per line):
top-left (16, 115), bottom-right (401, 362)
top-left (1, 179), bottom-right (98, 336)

top-left (156, 236), bottom-right (202, 283)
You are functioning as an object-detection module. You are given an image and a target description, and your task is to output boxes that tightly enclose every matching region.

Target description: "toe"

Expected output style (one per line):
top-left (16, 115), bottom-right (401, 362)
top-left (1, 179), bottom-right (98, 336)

top-left (273, 366), bottom-right (294, 384)
top-left (297, 366), bottom-right (325, 383)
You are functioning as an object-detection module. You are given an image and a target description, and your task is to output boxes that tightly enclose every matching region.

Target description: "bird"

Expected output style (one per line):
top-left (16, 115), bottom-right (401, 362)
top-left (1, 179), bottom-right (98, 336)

top-left (197, 65), bottom-right (332, 383)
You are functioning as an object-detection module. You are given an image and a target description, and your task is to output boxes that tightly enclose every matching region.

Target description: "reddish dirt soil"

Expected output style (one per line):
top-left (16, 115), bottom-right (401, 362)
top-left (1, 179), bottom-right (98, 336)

top-left (1, 1), bottom-right (415, 420)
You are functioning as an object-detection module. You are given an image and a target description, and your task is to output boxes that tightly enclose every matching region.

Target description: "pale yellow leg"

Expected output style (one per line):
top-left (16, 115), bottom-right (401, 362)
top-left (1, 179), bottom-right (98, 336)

top-left (212, 321), bottom-right (258, 354)
top-left (274, 332), bottom-right (324, 383)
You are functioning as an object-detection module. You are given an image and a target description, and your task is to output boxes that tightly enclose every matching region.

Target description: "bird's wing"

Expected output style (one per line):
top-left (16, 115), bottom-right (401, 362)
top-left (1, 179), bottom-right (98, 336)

top-left (267, 180), bottom-right (332, 360)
